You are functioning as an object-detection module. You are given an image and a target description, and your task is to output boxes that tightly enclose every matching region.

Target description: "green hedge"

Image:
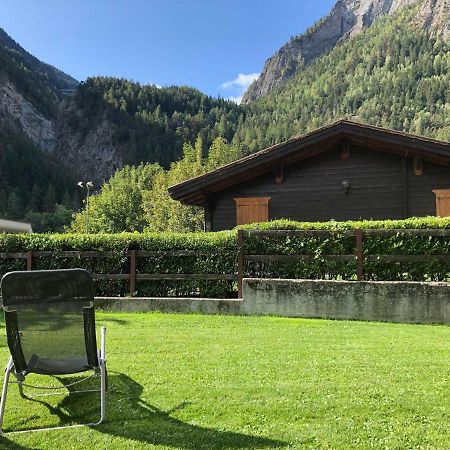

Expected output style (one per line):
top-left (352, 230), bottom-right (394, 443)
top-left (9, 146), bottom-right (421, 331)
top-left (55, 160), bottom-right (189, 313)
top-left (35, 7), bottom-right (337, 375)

top-left (0, 232), bottom-right (237, 298)
top-left (240, 217), bottom-right (450, 282)
top-left (1, 217), bottom-right (450, 298)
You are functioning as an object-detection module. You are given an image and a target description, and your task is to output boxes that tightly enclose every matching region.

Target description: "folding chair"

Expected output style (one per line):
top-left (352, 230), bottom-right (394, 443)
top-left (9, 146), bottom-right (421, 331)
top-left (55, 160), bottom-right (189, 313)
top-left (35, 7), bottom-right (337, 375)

top-left (0, 269), bottom-right (107, 433)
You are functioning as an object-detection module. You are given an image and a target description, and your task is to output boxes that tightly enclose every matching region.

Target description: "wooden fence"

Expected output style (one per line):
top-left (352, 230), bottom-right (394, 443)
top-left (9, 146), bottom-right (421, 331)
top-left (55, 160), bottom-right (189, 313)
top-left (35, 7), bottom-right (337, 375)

top-left (1, 228), bottom-right (450, 298)
top-left (0, 250), bottom-right (236, 296)
top-left (236, 228), bottom-right (450, 297)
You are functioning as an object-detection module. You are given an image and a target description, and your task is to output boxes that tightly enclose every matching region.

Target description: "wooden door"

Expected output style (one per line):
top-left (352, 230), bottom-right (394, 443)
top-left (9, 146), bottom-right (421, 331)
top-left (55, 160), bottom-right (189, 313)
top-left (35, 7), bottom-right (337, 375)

top-left (234, 197), bottom-right (271, 226)
top-left (433, 190), bottom-right (450, 217)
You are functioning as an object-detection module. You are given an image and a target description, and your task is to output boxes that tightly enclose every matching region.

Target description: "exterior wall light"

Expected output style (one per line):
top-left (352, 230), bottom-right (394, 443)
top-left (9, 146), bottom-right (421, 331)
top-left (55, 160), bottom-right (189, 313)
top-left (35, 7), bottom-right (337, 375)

top-left (342, 180), bottom-right (351, 194)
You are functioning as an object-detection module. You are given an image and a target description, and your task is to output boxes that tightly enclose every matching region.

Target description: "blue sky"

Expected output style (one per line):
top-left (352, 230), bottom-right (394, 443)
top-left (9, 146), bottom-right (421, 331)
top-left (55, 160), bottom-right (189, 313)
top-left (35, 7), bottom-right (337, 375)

top-left (0, 0), bottom-right (336, 102)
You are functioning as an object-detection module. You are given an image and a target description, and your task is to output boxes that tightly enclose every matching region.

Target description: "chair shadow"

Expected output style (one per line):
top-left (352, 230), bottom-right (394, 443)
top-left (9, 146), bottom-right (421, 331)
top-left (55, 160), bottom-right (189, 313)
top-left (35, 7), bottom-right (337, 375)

top-left (12, 372), bottom-right (287, 449)
top-left (0, 437), bottom-right (34, 449)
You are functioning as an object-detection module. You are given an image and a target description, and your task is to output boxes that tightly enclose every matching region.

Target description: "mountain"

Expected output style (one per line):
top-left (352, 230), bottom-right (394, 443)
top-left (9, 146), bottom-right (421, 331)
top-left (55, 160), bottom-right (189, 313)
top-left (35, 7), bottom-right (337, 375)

top-left (0, 28), bottom-right (80, 230)
top-left (0, 28), bottom-right (78, 95)
top-left (0, 28), bottom-right (78, 150)
top-left (54, 77), bottom-right (244, 184)
top-left (242, 0), bottom-right (450, 103)
top-left (0, 26), bottom-right (243, 204)
top-left (1, 0), bottom-right (450, 231)
top-left (234, 3), bottom-right (450, 153)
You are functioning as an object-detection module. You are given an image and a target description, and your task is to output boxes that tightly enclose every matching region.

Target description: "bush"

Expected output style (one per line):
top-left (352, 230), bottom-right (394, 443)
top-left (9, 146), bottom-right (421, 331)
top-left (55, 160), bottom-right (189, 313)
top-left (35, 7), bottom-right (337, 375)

top-left (2, 217), bottom-right (450, 298)
top-left (0, 232), bottom-right (237, 298)
top-left (239, 217), bottom-right (450, 282)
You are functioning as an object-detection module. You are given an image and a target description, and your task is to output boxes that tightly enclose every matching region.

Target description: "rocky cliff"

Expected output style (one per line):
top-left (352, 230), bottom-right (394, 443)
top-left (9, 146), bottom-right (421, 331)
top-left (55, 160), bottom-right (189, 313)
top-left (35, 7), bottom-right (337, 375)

top-left (242, 0), bottom-right (450, 103)
top-left (0, 27), bottom-right (122, 186)
top-left (0, 75), bottom-right (56, 151)
top-left (55, 101), bottom-right (122, 185)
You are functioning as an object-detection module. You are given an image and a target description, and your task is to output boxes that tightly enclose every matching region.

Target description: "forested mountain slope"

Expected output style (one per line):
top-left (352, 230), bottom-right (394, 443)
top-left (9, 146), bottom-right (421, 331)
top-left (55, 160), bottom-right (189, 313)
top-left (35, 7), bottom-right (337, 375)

top-left (0, 28), bottom-right (80, 230)
top-left (243, 0), bottom-right (450, 103)
top-left (234, 6), bottom-right (450, 152)
top-left (54, 77), bottom-right (245, 182)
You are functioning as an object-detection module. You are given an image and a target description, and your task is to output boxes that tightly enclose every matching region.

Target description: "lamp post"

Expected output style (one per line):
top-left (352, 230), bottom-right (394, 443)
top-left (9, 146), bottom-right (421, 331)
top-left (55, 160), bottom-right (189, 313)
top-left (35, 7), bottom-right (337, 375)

top-left (77, 181), bottom-right (94, 233)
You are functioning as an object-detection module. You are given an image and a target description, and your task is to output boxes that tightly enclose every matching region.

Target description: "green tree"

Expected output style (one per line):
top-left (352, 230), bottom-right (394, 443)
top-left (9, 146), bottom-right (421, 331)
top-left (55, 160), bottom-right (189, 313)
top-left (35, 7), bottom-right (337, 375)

top-left (6, 192), bottom-right (22, 219)
top-left (43, 185), bottom-right (57, 213)
top-left (143, 139), bottom-right (204, 232)
top-left (204, 137), bottom-right (242, 172)
top-left (28, 184), bottom-right (42, 212)
top-left (144, 136), bottom-right (242, 232)
top-left (70, 164), bottom-right (161, 233)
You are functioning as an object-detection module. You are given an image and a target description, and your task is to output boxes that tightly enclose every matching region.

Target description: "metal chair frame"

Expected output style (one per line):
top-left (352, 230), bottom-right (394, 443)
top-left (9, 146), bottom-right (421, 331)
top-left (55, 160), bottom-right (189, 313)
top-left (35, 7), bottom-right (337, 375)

top-left (0, 327), bottom-right (106, 434)
top-left (0, 269), bottom-right (107, 434)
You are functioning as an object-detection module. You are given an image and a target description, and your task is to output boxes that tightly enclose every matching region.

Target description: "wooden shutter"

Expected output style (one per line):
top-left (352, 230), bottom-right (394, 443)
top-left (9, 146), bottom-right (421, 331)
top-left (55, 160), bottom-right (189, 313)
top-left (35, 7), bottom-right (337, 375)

top-left (433, 190), bottom-right (450, 217)
top-left (234, 197), bottom-right (271, 226)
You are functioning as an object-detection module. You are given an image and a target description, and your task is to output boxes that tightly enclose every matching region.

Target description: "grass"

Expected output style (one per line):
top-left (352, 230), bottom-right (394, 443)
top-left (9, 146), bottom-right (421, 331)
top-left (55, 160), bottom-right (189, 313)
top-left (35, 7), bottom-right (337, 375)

top-left (1, 313), bottom-right (450, 449)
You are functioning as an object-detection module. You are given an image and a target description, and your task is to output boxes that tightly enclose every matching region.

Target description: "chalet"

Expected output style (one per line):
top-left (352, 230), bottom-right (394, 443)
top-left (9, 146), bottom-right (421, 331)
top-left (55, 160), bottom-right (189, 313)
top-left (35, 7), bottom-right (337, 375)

top-left (168, 120), bottom-right (450, 231)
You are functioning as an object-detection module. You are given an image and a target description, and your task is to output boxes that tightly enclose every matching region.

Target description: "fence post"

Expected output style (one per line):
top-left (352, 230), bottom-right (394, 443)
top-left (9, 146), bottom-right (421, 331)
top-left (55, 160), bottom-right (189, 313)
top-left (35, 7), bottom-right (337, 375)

top-left (355, 229), bottom-right (364, 281)
top-left (26, 251), bottom-right (33, 271)
top-left (237, 229), bottom-right (244, 298)
top-left (129, 250), bottom-right (136, 296)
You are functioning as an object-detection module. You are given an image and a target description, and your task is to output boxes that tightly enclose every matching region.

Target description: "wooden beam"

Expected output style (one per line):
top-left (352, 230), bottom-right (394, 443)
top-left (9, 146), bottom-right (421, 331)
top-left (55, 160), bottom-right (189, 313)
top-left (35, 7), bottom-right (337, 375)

top-left (245, 254), bottom-right (355, 262)
top-left (402, 156), bottom-right (409, 218)
top-left (414, 153), bottom-right (423, 176)
top-left (26, 251), bottom-right (32, 271)
top-left (341, 141), bottom-right (350, 160)
top-left (355, 230), bottom-right (364, 281)
top-left (129, 250), bottom-right (136, 295)
top-left (237, 229), bottom-right (244, 298)
top-left (204, 197), bottom-right (217, 232)
top-left (274, 164), bottom-right (284, 184)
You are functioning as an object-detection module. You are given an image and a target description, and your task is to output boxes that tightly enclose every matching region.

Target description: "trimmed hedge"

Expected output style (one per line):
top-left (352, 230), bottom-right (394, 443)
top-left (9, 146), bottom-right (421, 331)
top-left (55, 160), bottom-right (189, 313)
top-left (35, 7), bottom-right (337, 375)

top-left (0, 232), bottom-right (237, 298)
top-left (1, 217), bottom-right (450, 297)
top-left (240, 217), bottom-right (450, 282)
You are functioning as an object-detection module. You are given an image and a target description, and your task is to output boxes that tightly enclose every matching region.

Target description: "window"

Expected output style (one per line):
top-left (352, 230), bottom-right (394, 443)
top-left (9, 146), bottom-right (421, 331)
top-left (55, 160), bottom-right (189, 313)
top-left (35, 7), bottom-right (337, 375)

top-left (234, 197), bottom-right (271, 226)
top-left (433, 190), bottom-right (450, 217)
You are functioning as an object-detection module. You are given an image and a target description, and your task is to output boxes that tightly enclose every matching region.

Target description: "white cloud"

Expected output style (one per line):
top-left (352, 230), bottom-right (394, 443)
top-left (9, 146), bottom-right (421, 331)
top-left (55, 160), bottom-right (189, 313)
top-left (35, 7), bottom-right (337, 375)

top-left (227, 95), bottom-right (244, 104)
top-left (221, 73), bottom-right (260, 90)
top-left (220, 72), bottom-right (259, 104)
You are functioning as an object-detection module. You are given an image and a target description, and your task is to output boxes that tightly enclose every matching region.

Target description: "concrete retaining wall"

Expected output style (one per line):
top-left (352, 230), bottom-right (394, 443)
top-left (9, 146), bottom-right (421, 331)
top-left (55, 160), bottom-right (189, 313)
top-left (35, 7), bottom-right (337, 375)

top-left (242, 278), bottom-right (450, 324)
top-left (94, 279), bottom-right (450, 324)
top-left (95, 297), bottom-right (242, 315)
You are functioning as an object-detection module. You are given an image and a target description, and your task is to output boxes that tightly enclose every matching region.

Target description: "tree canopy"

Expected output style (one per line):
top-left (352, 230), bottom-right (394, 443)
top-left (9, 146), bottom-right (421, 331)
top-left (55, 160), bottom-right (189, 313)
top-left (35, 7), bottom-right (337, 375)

top-left (70, 137), bottom-right (242, 233)
top-left (233, 6), bottom-right (450, 152)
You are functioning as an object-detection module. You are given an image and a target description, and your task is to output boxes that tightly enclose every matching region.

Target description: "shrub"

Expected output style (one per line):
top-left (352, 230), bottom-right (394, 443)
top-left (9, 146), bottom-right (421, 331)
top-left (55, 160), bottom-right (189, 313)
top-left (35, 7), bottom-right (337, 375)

top-left (2, 217), bottom-right (450, 298)
top-left (0, 232), bottom-right (237, 298)
top-left (239, 217), bottom-right (450, 282)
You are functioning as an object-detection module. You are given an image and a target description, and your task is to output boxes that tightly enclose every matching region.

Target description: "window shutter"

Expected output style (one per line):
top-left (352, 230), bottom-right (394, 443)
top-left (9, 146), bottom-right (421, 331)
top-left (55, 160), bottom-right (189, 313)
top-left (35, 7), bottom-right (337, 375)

top-left (433, 190), bottom-right (450, 217)
top-left (234, 197), bottom-right (271, 226)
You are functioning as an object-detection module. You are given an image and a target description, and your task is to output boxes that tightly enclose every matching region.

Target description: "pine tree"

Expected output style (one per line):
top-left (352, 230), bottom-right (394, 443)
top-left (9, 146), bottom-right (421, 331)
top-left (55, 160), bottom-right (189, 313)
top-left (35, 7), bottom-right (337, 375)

top-left (28, 184), bottom-right (42, 212)
top-left (6, 192), bottom-right (22, 219)
top-left (43, 184), bottom-right (57, 212)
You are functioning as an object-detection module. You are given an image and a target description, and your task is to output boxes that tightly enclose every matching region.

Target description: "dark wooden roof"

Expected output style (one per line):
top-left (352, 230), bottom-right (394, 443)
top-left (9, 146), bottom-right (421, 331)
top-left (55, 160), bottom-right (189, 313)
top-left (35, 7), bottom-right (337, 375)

top-left (168, 120), bottom-right (450, 206)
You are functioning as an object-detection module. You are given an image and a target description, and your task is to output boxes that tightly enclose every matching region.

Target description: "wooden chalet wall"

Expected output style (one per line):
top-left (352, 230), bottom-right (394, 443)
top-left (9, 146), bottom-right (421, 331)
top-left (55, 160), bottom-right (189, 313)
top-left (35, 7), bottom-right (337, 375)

top-left (209, 146), bottom-right (450, 231)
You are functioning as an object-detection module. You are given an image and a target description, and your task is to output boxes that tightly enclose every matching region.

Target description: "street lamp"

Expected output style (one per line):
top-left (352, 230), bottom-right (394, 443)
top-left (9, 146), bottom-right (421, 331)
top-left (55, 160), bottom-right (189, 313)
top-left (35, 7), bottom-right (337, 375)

top-left (77, 181), bottom-right (94, 233)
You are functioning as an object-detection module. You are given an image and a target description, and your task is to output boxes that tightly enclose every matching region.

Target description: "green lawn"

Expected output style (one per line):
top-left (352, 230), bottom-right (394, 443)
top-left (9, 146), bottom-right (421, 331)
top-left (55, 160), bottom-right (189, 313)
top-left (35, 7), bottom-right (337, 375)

top-left (1, 313), bottom-right (450, 449)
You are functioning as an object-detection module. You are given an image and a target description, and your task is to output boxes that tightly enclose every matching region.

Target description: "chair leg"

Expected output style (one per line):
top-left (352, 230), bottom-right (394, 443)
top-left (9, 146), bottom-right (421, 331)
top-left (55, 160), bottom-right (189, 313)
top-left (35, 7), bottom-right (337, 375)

top-left (98, 361), bottom-right (106, 424)
top-left (18, 381), bottom-right (26, 399)
top-left (0, 357), bottom-right (14, 434)
top-left (95, 326), bottom-right (107, 425)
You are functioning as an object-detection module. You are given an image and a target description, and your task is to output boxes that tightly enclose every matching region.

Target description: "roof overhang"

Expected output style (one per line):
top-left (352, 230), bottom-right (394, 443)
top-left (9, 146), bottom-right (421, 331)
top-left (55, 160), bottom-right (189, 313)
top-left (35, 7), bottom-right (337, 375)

top-left (168, 120), bottom-right (450, 206)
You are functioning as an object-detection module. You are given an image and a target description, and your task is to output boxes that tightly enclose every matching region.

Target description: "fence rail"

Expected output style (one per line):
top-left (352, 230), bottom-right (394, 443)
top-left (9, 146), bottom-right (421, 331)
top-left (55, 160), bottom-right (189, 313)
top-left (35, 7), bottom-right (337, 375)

top-left (0, 250), bottom-right (237, 295)
top-left (1, 228), bottom-right (450, 299)
top-left (236, 228), bottom-right (450, 297)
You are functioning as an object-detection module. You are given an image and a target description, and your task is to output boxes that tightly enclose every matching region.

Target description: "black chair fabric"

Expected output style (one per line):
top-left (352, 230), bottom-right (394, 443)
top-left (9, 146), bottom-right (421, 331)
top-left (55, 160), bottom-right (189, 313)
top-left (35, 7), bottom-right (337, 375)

top-left (1, 269), bottom-right (99, 375)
